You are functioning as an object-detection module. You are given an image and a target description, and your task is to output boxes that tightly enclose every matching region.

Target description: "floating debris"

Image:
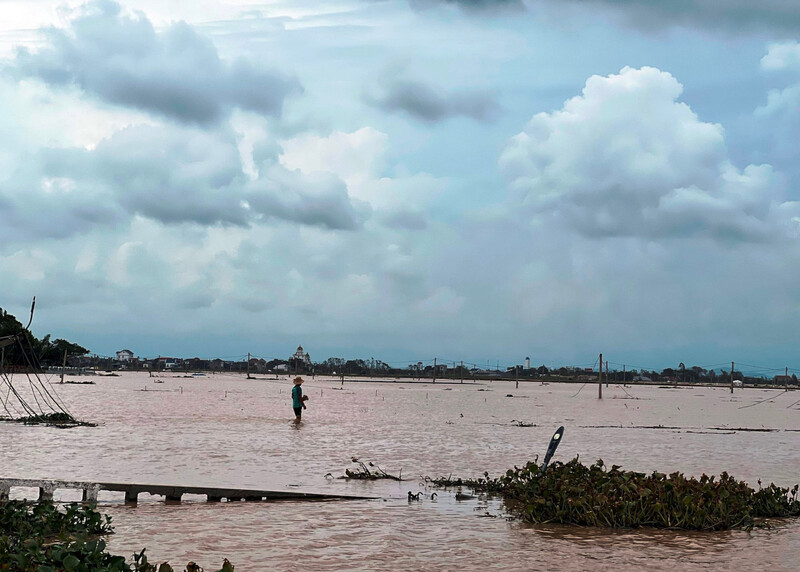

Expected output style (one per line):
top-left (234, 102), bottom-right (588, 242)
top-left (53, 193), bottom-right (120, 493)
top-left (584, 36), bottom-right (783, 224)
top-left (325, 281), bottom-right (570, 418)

top-left (7, 412), bottom-right (95, 428)
top-left (340, 458), bottom-right (403, 481)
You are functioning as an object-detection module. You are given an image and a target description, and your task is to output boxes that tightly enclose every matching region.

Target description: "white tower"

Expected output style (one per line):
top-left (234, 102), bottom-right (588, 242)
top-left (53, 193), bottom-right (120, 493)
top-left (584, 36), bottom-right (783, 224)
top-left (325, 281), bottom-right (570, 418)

top-left (525, 356), bottom-right (531, 369)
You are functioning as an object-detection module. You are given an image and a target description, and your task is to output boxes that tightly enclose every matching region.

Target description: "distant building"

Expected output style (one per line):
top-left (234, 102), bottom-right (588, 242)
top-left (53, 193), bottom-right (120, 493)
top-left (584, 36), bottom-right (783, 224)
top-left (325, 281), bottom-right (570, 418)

top-left (156, 357), bottom-right (180, 369)
top-left (291, 345), bottom-right (311, 364)
top-left (116, 349), bottom-right (134, 362)
top-left (289, 345), bottom-right (312, 373)
top-left (525, 357), bottom-right (531, 369)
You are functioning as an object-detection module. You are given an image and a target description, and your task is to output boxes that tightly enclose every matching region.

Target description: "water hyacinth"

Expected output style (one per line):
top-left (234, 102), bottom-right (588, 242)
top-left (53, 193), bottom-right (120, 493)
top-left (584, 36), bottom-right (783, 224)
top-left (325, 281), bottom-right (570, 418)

top-left (0, 501), bottom-right (234, 571)
top-left (434, 458), bottom-right (800, 531)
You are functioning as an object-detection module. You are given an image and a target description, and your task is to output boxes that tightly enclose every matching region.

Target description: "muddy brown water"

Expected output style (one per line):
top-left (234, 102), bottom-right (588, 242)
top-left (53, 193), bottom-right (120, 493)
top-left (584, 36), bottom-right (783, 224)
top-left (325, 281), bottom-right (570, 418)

top-left (2, 372), bottom-right (800, 570)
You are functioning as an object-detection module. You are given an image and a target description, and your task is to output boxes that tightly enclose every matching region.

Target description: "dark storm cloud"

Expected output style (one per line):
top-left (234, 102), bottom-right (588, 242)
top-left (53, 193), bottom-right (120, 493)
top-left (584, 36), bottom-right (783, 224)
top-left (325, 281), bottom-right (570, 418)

top-left (408, 0), bottom-right (800, 32)
top-left (365, 79), bottom-right (499, 123)
top-left (548, 0), bottom-right (800, 33)
top-left (10, 0), bottom-right (300, 124)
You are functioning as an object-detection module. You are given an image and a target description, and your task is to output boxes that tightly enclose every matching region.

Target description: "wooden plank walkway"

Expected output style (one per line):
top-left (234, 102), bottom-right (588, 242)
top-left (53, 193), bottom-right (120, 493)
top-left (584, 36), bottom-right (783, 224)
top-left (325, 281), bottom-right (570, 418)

top-left (0, 478), bottom-right (374, 504)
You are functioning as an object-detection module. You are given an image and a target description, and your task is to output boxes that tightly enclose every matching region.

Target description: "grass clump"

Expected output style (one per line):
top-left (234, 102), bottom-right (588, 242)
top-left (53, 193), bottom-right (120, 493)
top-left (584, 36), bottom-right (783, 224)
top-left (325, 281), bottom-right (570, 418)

top-left (435, 458), bottom-right (800, 531)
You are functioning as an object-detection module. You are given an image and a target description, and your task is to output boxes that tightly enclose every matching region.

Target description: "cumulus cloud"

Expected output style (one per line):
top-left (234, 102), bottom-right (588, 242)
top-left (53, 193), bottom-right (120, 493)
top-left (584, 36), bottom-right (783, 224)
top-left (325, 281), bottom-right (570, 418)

top-left (278, 127), bottom-right (447, 227)
top-left (500, 66), bottom-right (795, 242)
top-left (761, 41), bottom-right (800, 72)
top-left (9, 0), bottom-right (300, 124)
top-left (364, 75), bottom-right (499, 123)
top-left (0, 120), bottom-right (372, 247)
top-left (246, 168), bottom-right (369, 231)
top-left (757, 42), bottom-right (800, 121)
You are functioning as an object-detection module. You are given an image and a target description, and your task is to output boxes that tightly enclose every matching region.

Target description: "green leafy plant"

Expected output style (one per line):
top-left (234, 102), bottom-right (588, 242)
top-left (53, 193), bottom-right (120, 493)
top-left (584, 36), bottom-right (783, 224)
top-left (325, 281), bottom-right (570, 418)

top-left (432, 458), bottom-right (800, 531)
top-left (0, 501), bottom-right (235, 571)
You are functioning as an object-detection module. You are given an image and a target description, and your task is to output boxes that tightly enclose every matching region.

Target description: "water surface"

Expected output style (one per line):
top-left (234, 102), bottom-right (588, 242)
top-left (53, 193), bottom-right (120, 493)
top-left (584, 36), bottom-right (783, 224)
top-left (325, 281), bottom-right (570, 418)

top-left (2, 372), bottom-right (799, 570)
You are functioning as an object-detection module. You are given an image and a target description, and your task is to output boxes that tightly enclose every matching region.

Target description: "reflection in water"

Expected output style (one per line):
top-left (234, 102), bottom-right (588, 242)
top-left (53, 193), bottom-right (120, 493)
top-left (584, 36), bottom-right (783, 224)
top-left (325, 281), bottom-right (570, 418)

top-left (1, 372), bottom-right (799, 570)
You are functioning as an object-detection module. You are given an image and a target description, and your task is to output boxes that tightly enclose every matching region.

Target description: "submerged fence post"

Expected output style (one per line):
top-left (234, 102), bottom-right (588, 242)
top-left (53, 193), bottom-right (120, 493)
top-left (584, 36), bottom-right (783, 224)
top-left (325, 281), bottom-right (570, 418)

top-left (731, 361), bottom-right (734, 393)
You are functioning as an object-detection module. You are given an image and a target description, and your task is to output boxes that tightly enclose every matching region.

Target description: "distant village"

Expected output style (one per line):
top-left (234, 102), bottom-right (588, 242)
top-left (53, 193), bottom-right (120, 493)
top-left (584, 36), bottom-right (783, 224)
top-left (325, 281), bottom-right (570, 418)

top-left (63, 345), bottom-right (800, 386)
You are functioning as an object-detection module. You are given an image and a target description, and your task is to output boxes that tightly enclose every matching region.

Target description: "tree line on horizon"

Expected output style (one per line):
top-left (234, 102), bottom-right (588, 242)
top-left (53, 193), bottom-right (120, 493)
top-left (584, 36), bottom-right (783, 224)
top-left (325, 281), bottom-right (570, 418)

top-left (2, 306), bottom-right (796, 384)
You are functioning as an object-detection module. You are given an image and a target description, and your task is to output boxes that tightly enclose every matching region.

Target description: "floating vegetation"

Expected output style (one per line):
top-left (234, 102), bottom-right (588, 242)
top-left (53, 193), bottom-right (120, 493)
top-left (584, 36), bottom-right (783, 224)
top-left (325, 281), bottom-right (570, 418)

top-left (431, 458), bottom-right (800, 531)
top-left (340, 458), bottom-right (403, 481)
top-left (3, 411), bottom-right (96, 427)
top-left (511, 420), bottom-right (537, 427)
top-left (0, 500), bottom-right (235, 571)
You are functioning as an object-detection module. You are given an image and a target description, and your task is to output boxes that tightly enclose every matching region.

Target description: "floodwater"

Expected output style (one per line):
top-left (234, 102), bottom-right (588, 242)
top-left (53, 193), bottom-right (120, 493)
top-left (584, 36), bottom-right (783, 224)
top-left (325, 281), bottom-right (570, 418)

top-left (2, 371), bottom-right (800, 571)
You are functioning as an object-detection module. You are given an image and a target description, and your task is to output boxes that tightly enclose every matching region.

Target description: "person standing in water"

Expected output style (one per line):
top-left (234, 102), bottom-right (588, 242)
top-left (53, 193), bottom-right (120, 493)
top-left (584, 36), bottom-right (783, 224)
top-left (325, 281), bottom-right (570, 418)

top-left (292, 376), bottom-right (307, 420)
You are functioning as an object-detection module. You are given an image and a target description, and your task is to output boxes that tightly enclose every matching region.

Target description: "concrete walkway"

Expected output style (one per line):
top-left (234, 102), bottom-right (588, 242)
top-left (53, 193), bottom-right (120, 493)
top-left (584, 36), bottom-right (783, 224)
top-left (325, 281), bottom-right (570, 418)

top-left (0, 477), bottom-right (374, 504)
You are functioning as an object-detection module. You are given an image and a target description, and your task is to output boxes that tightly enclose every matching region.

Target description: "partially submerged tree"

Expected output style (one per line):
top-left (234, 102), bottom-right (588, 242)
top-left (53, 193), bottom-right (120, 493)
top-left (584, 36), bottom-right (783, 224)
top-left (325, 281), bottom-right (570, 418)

top-left (0, 306), bottom-right (88, 369)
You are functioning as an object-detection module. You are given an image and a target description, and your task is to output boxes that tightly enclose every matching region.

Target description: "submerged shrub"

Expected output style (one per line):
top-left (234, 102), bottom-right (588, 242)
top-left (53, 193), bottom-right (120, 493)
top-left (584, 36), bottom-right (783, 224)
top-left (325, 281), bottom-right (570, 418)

top-left (435, 458), bottom-right (800, 531)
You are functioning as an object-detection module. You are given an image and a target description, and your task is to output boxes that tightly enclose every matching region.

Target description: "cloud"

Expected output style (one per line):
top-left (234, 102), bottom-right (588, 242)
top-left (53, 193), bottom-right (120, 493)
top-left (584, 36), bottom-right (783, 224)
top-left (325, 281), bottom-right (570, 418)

top-left (761, 41), bottom-right (800, 72)
top-left (500, 66), bottom-right (795, 242)
top-left (278, 127), bottom-right (446, 226)
top-left (0, 120), bottom-right (372, 246)
top-left (413, 0), bottom-right (800, 32)
top-left (538, 0), bottom-right (800, 33)
top-left (758, 42), bottom-right (800, 121)
top-left (408, 0), bottom-right (524, 13)
top-left (364, 76), bottom-right (500, 123)
top-left (9, 0), bottom-right (300, 124)
top-left (246, 168), bottom-right (369, 231)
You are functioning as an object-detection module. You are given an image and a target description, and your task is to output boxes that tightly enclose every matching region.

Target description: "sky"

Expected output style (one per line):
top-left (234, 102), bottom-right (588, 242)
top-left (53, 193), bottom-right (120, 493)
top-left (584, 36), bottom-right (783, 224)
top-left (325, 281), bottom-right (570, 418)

top-left (2, 0), bottom-right (800, 373)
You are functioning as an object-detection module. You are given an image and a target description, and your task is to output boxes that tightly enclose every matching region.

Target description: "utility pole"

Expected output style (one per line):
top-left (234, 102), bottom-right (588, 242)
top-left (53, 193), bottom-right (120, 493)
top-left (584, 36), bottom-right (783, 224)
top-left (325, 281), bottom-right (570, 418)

top-left (598, 353), bottom-right (603, 399)
top-left (60, 350), bottom-right (67, 384)
top-left (606, 361), bottom-right (609, 387)
top-left (623, 364), bottom-right (626, 383)
top-left (433, 358), bottom-right (437, 383)
top-left (730, 361), bottom-right (735, 393)
top-left (247, 353), bottom-right (251, 379)
top-left (460, 361), bottom-right (464, 383)
top-left (515, 366), bottom-right (519, 389)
